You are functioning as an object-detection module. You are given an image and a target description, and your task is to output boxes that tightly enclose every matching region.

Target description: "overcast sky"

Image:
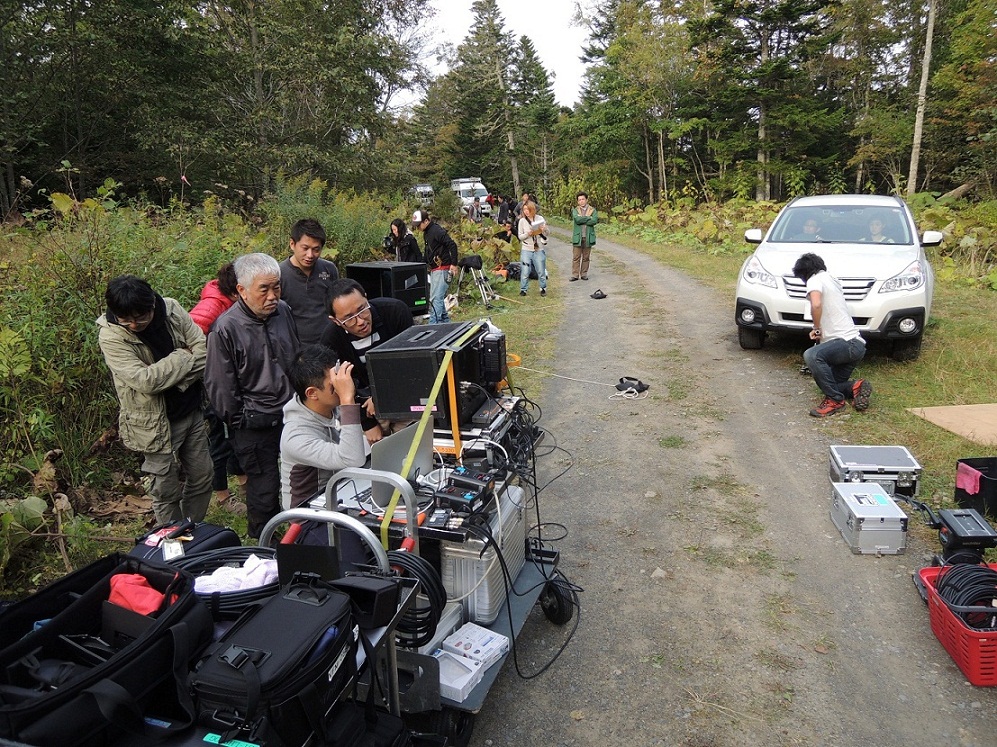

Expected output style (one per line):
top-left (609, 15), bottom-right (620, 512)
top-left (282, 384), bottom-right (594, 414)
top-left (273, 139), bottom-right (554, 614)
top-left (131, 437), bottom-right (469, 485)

top-left (425, 0), bottom-right (592, 108)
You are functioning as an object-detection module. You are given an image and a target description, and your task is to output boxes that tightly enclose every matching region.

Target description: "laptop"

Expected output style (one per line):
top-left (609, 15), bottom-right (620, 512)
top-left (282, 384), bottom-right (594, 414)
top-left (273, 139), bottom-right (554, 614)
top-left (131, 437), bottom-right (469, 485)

top-left (369, 422), bottom-right (435, 509)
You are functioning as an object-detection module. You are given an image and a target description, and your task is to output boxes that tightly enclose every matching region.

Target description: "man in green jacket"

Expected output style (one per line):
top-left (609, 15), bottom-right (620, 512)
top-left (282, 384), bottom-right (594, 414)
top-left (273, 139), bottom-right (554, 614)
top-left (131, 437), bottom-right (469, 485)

top-left (570, 192), bottom-right (599, 281)
top-left (97, 275), bottom-right (213, 524)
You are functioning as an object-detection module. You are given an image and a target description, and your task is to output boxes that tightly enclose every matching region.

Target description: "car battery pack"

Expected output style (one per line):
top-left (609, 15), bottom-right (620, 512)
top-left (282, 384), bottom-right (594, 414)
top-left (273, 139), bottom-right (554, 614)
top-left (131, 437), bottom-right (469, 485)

top-left (829, 444), bottom-right (922, 497)
top-left (830, 482), bottom-right (909, 555)
top-left (440, 484), bottom-right (526, 625)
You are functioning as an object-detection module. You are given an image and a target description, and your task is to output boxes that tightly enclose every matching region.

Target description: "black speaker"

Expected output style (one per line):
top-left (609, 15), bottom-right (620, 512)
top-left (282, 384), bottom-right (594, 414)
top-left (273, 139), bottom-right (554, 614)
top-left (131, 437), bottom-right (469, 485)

top-left (366, 322), bottom-right (489, 429)
top-left (345, 261), bottom-right (428, 315)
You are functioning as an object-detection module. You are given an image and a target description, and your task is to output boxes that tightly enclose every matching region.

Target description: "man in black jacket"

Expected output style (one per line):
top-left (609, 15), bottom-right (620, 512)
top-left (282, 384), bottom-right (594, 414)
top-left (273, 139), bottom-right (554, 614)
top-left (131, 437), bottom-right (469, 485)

top-left (278, 218), bottom-right (340, 345)
top-left (205, 253), bottom-right (300, 537)
top-left (412, 209), bottom-right (458, 324)
top-left (319, 279), bottom-right (413, 444)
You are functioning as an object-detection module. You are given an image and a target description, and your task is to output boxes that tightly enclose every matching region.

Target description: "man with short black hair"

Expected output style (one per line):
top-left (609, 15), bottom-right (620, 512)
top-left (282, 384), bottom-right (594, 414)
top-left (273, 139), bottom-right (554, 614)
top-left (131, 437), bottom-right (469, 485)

top-left (205, 253), bottom-right (300, 537)
top-left (279, 218), bottom-right (340, 344)
top-left (97, 275), bottom-right (212, 524)
top-left (792, 252), bottom-right (872, 418)
top-left (319, 278), bottom-right (413, 444)
top-left (280, 345), bottom-right (366, 509)
top-left (412, 209), bottom-right (458, 324)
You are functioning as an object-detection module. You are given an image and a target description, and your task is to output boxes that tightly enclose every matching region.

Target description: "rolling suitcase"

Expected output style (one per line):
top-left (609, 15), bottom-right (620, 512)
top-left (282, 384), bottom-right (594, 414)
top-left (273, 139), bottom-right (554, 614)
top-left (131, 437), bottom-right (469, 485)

top-left (130, 520), bottom-right (242, 563)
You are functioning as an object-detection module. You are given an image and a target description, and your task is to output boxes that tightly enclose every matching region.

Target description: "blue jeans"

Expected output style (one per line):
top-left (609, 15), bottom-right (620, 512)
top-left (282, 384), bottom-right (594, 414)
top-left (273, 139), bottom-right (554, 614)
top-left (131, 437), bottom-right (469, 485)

top-left (429, 269), bottom-right (451, 324)
top-left (519, 248), bottom-right (547, 293)
top-left (803, 336), bottom-right (866, 402)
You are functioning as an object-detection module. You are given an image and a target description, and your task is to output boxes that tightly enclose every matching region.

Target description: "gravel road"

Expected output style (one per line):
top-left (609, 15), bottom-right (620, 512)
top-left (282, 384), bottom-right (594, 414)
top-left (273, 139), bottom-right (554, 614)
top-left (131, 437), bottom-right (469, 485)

top-left (467, 231), bottom-right (997, 746)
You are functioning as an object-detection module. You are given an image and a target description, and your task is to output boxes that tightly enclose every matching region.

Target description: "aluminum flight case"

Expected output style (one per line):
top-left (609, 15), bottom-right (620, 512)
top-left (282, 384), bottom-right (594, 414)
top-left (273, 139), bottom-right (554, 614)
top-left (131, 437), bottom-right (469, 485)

top-left (829, 444), bottom-right (922, 497)
top-left (830, 482), bottom-right (908, 555)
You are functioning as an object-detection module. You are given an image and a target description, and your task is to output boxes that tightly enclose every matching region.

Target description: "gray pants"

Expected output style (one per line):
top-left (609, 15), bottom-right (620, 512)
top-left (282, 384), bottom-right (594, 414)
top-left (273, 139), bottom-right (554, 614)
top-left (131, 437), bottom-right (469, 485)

top-left (142, 409), bottom-right (213, 525)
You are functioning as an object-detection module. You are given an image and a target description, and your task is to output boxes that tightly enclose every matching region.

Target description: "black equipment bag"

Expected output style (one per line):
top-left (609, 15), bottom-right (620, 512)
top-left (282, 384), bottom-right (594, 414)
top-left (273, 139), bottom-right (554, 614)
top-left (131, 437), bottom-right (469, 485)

top-left (190, 573), bottom-right (357, 747)
top-left (0, 553), bottom-right (213, 746)
top-left (130, 520), bottom-right (242, 563)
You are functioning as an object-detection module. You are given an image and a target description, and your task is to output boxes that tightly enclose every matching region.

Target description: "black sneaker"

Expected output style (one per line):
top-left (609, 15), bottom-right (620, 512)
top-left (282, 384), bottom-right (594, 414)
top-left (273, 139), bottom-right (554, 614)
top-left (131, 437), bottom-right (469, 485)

top-left (540, 289), bottom-right (546, 297)
top-left (520, 290), bottom-right (526, 296)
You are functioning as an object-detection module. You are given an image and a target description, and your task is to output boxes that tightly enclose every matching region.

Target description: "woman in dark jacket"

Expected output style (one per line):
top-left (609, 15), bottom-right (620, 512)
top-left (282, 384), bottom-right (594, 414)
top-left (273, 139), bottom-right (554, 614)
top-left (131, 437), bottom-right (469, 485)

top-left (388, 218), bottom-right (423, 263)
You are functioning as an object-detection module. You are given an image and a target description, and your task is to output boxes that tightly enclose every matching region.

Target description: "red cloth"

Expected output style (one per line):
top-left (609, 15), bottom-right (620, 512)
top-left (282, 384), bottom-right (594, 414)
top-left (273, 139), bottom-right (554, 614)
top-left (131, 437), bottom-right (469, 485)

top-left (108, 573), bottom-right (174, 616)
top-left (957, 461), bottom-right (983, 495)
top-left (189, 280), bottom-right (235, 334)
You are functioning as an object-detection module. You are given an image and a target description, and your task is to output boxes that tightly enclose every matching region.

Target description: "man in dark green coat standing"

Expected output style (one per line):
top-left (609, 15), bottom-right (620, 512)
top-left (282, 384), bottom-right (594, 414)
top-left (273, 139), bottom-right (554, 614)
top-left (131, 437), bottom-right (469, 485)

top-left (570, 192), bottom-right (598, 281)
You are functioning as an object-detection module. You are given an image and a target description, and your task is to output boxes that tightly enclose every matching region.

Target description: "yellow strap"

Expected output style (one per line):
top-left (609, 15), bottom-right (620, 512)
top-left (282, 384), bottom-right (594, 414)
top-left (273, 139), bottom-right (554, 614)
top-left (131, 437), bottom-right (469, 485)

top-left (378, 323), bottom-right (483, 548)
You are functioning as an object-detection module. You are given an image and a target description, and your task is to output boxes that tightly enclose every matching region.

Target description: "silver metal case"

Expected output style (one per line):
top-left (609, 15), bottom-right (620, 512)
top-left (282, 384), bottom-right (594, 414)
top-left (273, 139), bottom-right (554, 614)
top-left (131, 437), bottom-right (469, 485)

top-left (830, 482), bottom-right (908, 555)
top-left (440, 484), bottom-right (526, 624)
top-left (829, 444), bottom-right (922, 497)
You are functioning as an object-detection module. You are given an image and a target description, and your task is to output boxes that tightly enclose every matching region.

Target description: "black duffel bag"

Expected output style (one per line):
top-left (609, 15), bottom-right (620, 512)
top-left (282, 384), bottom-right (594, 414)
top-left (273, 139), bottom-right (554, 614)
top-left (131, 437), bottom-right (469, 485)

top-left (0, 553), bottom-right (213, 746)
top-left (190, 572), bottom-right (357, 747)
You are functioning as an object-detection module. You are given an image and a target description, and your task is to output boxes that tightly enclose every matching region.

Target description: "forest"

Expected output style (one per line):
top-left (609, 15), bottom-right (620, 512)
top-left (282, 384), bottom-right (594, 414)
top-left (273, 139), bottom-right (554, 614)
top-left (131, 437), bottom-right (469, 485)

top-left (2, 0), bottom-right (996, 218)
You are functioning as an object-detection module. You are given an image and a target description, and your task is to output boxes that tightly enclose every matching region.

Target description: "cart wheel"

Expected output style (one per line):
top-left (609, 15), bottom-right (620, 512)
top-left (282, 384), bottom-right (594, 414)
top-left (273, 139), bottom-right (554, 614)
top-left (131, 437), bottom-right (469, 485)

top-left (437, 706), bottom-right (475, 747)
top-left (540, 579), bottom-right (574, 625)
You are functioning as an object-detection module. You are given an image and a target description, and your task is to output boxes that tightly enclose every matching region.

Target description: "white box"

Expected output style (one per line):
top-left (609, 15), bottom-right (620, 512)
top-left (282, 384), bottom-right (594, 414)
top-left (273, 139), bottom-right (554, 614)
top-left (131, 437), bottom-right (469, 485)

top-left (433, 649), bottom-right (484, 702)
top-left (442, 622), bottom-right (510, 670)
top-left (441, 484), bottom-right (526, 624)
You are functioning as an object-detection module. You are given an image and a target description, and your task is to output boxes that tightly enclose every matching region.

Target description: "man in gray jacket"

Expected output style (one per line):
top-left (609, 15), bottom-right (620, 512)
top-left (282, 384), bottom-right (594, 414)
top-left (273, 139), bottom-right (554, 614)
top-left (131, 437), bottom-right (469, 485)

top-left (280, 345), bottom-right (367, 509)
top-left (205, 253), bottom-right (300, 537)
top-left (97, 275), bottom-right (212, 525)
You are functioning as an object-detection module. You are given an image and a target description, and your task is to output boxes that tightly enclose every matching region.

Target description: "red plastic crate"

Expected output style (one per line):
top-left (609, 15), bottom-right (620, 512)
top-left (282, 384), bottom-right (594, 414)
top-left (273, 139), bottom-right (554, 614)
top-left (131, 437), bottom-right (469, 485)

top-left (919, 565), bottom-right (997, 686)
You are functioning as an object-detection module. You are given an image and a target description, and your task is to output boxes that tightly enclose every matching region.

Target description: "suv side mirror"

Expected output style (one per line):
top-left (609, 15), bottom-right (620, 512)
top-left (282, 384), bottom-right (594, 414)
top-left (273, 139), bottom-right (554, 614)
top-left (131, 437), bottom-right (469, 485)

top-left (744, 228), bottom-right (763, 244)
top-left (921, 230), bottom-right (943, 247)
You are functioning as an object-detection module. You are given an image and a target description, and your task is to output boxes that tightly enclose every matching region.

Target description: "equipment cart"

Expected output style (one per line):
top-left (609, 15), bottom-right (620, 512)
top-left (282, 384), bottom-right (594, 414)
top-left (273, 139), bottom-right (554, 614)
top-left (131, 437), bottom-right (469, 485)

top-left (263, 467), bottom-right (573, 746)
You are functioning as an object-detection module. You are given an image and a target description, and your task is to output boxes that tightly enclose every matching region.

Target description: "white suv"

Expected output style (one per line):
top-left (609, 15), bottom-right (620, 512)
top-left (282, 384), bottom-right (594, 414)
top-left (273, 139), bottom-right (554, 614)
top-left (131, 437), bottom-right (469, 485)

top-left (734, 195), bottom-right (943, 361)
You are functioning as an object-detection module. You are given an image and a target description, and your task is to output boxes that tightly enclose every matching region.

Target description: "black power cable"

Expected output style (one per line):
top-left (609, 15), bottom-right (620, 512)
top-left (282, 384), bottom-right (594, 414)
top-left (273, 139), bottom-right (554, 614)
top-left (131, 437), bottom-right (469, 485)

top-left (387, 550), bottom-right (446, 648)
top-left (934, 563), bottom-right (997, 629)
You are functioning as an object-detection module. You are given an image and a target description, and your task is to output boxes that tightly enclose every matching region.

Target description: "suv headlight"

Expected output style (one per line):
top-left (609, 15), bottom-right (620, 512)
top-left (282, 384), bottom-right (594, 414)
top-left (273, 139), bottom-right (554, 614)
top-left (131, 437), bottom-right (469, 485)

top-left (879, 261), bottom-right (926, 293)
top-left (741, 256), bottom-right (777, 289)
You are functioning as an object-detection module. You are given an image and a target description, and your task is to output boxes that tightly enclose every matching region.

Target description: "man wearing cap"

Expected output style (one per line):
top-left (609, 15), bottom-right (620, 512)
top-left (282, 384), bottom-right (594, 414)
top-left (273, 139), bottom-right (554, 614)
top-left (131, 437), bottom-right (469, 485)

top-left (412, 209), bottom-right (458, 324)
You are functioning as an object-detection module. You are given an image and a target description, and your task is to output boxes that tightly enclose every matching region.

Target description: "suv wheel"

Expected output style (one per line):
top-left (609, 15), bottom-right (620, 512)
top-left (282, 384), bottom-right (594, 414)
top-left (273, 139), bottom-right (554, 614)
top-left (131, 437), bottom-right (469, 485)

top-left (891, 334), bottom-right (922, 362)
top-left (738, 327), bottom-right (765, 350)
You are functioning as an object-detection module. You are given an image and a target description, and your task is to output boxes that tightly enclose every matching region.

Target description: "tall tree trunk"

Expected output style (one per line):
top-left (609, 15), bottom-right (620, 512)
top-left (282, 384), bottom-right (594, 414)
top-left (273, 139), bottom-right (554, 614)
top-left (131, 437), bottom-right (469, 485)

top-left (907, 0), bottom-right (936, 197)
top-left (644, 127), bottom-right (654, 204)
top-left (657, 130), bottom-right (667, 202)
top-left (1, 158), bottom-right (13, 218)
top-left (756, 102), bottom-right (769, 201)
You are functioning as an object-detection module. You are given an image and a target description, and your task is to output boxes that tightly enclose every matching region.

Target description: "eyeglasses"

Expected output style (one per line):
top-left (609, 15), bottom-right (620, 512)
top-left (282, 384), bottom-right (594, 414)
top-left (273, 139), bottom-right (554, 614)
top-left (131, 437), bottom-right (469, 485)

top-left (116, 310), bottom-right (154, 327)
top-left (336, 303), bottom-right (371, 326)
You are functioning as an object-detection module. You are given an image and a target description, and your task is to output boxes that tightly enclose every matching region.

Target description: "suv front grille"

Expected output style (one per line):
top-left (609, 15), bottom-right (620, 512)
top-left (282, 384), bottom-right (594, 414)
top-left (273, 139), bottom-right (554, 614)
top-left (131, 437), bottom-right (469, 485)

top-left (783, 276), bottom-right (874, 301)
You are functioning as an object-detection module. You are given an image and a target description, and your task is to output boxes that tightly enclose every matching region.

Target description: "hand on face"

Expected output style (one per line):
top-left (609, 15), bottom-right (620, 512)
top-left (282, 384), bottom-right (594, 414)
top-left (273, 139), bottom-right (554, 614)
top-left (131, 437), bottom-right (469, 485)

top-left (330, 361), bottom-right (356, 405)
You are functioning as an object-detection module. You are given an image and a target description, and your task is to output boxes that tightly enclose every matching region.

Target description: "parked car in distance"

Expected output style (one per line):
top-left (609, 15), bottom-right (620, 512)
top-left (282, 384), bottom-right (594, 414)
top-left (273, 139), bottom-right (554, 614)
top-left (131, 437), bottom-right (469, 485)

top-left (450, 178), bottom-right (491, 218)
top-left (734, 194), bottom-right (943, 361)
top-left (410, 183), bottom-right (434, 207)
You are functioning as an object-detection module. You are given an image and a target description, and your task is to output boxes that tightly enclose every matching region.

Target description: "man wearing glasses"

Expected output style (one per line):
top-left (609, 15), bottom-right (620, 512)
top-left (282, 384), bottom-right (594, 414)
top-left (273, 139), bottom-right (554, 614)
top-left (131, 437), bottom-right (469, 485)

top-left (97, 275), bottom-right (213, 525)
top-left (319, 278), bottom-right (413, 444)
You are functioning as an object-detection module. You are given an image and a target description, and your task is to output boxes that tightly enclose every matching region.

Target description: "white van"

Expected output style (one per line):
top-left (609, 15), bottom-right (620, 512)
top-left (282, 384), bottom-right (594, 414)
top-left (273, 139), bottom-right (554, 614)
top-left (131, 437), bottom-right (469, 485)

top-left (450, 178), bottom-right (491, 218)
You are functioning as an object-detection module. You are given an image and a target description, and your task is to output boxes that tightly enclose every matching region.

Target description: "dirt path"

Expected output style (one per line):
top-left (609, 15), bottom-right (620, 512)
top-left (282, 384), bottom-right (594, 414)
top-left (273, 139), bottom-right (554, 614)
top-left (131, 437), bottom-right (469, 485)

top-left (468, 233), bottom-right (997, 746)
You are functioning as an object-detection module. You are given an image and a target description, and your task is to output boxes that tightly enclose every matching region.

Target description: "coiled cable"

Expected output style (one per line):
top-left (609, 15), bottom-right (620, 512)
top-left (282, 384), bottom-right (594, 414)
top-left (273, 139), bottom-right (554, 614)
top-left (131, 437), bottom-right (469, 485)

top-left (935, 563), bottom-right (997, 629)
top-left (172, 546), bottom-right (280, 620)
top-left (386, 550), bottom-right (446, 648)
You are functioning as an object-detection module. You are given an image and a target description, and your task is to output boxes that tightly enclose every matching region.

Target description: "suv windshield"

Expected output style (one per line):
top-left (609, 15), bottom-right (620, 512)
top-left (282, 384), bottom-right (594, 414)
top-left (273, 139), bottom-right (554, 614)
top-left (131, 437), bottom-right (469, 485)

top-left (770, 205), bottom-right (913, 245)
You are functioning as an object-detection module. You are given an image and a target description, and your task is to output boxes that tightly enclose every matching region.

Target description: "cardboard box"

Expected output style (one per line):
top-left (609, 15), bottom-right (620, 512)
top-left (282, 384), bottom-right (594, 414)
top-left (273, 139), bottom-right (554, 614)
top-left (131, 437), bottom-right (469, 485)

top-left (442, 622), bottom-right (509, 670)
top-left (432, 649), bottom-right (484, 702)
